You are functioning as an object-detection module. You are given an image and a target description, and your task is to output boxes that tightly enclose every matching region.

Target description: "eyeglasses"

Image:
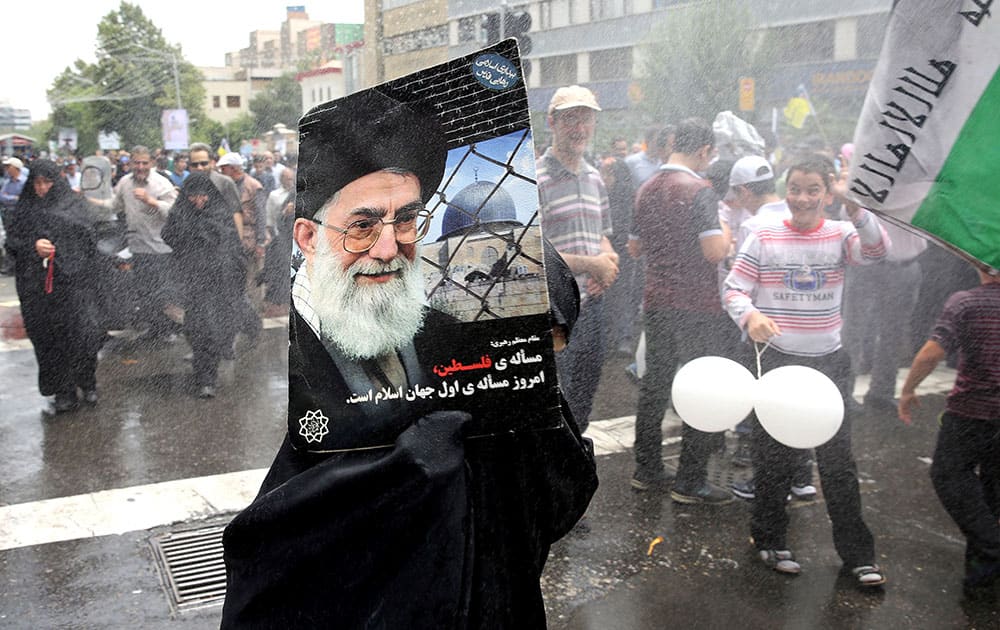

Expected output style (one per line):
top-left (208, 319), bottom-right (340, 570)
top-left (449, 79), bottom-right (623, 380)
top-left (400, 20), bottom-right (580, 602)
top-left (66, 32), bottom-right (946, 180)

top-left (311, 209), bottom-right (432, 253)
top-left (189, 161), bottom-right (211, 168)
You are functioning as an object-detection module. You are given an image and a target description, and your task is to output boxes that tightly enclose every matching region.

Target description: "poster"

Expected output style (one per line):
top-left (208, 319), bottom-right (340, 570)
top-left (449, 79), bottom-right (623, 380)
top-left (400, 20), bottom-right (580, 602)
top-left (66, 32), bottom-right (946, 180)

top-left (97, 130), bottom-right (121, 151)
top-left (161, 109), bottom-right (189, 151)
top-left (288, 40), bottom-right (558, 452)
top-left (57, 128), bottom-right (77, 155)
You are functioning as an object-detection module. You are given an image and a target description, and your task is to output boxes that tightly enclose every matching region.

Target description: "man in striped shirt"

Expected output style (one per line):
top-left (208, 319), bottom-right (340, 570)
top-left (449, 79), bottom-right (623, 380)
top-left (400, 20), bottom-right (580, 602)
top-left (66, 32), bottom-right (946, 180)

top-left (723, 156), bottom-right (890, 587)
top-left (899, 267), bottom-right (1000, 592)
top-left (537, 85), bottom-right (619, 431)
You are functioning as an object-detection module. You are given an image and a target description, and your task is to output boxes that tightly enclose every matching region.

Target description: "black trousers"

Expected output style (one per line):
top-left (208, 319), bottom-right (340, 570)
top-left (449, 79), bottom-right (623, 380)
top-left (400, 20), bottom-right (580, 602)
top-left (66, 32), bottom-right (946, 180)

top-left (750, 348), bottom-right (876, 567)
top-left (930, 411), bottom-right (1000, 568)
top-left (185, 276), bottom-right (241, 388)
top-left (634, 308), bottom-right (733, 488)
top-left (22, 287), bottom-right (100, 396)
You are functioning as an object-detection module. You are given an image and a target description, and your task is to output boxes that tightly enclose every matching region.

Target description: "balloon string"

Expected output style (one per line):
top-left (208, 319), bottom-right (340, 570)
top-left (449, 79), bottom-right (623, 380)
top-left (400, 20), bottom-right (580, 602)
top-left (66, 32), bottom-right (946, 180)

top-left (754, 340), bottom-right (772, 379)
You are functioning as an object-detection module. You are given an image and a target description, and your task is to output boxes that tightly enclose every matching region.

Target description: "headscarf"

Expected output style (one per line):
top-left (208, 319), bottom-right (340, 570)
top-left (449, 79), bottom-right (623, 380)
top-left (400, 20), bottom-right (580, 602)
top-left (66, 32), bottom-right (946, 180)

top-left (17, 159), bottom-right (76, 211)
top-left (163, 173), bottom-right (242, 269)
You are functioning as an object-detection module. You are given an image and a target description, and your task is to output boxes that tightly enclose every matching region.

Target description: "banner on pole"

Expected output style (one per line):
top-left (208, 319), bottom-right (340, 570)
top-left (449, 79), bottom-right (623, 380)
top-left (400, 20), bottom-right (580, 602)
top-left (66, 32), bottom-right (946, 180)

top-left (162, 109), bottom-right (189, 150)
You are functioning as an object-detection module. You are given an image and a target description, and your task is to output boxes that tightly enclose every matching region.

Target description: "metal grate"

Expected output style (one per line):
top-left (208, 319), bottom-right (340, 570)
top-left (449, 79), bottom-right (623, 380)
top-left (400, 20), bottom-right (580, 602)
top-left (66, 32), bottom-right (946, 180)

top-left (150, 525), bottom-right (227, 613)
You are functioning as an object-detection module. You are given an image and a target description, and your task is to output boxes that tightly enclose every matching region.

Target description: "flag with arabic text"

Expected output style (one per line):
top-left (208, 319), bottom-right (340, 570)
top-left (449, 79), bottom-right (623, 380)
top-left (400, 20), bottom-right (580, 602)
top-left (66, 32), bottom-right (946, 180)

top-left (848, 0), bottom-right (1000, 270)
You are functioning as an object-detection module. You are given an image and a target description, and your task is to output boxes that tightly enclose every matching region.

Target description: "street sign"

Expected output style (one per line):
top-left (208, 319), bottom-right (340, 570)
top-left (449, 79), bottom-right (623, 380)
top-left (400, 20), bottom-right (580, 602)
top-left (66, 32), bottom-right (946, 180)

top-left (739, 77), bottom-right (755, 111)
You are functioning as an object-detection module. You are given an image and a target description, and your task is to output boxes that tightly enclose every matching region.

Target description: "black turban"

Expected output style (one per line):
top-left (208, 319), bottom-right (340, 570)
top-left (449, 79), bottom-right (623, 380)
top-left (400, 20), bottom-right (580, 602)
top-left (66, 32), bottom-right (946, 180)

top-left (295, 90), bottom-right (448, 220)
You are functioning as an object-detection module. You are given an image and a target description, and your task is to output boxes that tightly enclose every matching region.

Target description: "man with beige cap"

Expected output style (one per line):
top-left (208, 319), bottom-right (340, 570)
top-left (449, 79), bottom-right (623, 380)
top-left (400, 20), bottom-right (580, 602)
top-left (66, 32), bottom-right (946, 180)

top-left (536, 85), bottom-right (618, 431)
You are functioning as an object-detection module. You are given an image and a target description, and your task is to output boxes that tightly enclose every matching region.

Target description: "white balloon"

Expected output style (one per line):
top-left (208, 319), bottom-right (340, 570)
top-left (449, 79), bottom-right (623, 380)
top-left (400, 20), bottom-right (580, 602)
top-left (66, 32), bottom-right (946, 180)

top-left (671, 356), bottom-right (757, 433)
top-left (755, 365), bottom-right (844, 448)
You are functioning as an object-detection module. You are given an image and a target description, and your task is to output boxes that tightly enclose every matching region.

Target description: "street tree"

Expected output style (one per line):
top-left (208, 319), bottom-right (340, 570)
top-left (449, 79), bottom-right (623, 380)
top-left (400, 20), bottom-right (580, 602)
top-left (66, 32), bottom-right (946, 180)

top-left (47, 1), bottom-right (208, 154)
top-left (249, 73), bottom-right (302, 134)
top-left (636, 0), bottom-right (762, 127)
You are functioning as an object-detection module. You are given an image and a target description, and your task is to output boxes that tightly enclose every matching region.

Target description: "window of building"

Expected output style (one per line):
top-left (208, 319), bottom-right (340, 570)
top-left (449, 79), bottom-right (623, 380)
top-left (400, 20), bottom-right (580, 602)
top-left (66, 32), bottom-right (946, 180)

top-left (550, 0), bottom-right (571, 27)
top-left (856, 13), bottom-right (889, 58)
top-left (458, 16), bottom-right (479, 43)
top-left (540, 54), bottom-right (578, 87)
top-left (212, 95), bottom-right (220, 108)
top-left (590, 47), bottom-right (632, 81)
top-left (382, 25), bottom-right (449, 55)
top-left (760, 20), bottom-right (834, 64)
top-left (591, 0), bottom-right (629, 19)
top-left (227, 95), bottom-right (241, 108)
top-left (538, 0), bottom-right (552, 29)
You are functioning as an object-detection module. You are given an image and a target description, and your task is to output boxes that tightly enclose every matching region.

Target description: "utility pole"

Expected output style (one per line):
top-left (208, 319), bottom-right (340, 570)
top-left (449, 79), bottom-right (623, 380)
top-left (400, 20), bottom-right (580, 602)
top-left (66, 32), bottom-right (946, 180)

top-left (171, 52), bottom-right (182, 110)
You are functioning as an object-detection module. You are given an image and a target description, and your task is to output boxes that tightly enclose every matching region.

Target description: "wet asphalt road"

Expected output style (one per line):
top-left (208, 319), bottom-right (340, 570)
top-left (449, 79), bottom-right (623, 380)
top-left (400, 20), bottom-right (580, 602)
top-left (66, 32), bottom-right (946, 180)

top-left (0, 271), bottom-right (997, 628)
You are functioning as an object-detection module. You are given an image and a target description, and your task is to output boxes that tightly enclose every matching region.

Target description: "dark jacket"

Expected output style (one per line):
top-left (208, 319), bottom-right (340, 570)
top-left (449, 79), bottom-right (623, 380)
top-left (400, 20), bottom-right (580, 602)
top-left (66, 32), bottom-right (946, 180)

top-left (222, 246), bottom-right (597, 628)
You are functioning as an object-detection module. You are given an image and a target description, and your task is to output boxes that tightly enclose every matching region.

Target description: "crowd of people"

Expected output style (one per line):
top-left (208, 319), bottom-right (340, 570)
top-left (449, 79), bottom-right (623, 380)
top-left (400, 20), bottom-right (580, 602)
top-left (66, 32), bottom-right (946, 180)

top-left (0, 145), bottom-right (296, 409)
top-left (537, 85), bottom-right (997, 595)
top-left (0, 81), bottom-right (996, 612)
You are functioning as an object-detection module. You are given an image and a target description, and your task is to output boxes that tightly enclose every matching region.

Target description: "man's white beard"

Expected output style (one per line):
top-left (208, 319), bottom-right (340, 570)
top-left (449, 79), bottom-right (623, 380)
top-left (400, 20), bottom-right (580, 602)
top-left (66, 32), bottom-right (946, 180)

top-left (308, 231), bottom-right (426, 360)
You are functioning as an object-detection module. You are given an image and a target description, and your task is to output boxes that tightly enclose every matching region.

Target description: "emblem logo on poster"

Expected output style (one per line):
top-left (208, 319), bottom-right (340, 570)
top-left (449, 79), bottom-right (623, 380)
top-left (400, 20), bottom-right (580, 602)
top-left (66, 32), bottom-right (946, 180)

top-left (472, 53), bottom-right (520, 91)
top-left (298, 409), bottom-right (330, 443)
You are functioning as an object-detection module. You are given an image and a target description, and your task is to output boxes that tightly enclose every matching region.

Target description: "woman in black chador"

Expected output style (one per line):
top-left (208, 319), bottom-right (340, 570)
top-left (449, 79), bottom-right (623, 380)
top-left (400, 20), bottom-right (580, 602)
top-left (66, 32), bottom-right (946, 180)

top-left (5, 159), bottom-right (101, 414)
top-left (162, 173), bottom-right (244, 398)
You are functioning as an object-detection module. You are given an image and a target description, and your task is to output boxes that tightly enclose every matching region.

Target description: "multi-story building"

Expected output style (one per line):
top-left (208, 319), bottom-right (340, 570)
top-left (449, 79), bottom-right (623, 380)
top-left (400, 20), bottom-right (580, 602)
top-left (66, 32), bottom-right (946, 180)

top-left (0, 104), bottom-right (32, 131)
top-left (198, 66), bottom-right (285, 126)
top-left (226, 8), bottom-right (365, 72)
top-left (205, 7), bottom-right (364, 126)
top-left (225, 30), bottom-right (281, 70)
top-left (297, 63), bottom-right (347, 113)
top-left (366, 0), bottom-right (892, 130)
top-left (362, 0), bottom-right (449, 87)
top-left (455, 0), bottom-right (889, 113)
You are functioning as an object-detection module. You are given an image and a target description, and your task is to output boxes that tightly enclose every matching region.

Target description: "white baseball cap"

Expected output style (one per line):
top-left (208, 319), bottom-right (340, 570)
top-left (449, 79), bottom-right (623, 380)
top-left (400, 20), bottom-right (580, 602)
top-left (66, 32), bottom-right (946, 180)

top-left (725, 155), bottom-right (773, 201)
top-left (217, 152), bottom-right (244, 168)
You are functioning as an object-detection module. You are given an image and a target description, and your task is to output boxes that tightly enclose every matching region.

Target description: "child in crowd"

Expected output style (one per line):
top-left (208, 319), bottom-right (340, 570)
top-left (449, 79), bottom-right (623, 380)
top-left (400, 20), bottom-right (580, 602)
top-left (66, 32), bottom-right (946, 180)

top-left (723, 156), bottom-right (890, 588)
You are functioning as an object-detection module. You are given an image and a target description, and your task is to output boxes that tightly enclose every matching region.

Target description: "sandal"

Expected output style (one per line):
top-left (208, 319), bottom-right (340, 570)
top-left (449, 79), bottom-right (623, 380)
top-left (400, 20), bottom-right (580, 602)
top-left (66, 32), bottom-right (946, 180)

top-left (759, 549), bottom-right (801, 574)
top-left (852, 565), bottom-right (886, 587)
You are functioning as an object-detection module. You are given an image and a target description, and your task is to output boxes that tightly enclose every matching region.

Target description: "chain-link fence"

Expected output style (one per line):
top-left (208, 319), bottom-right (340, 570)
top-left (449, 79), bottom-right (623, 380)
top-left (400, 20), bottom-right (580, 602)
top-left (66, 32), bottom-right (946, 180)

top-left (421, 127), bottom-right (548, 322)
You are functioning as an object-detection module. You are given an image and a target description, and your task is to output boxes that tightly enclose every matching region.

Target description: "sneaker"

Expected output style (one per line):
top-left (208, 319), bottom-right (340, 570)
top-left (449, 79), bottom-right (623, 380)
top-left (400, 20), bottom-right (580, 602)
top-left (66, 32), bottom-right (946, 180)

top-left (732, 478), bottom-right (794, 502)
top-left (631, 468), bottom-right (675, 492)
top-left (624, 362), bottom-right (641, 385)
top-left (81, 389), bottom-right (99, 404)
top-left (731, 478), bottom-right (756, 500)
top-left (851, 564), bottom-right (886, 587)
top-left (759, 549), bottom-right (801, 574)
top-left (671, 482), bottom-right (734, 505)
top-left (197, 385), bottom-right (216, 399)
top-left (790, 484), bottom-right (817, 501)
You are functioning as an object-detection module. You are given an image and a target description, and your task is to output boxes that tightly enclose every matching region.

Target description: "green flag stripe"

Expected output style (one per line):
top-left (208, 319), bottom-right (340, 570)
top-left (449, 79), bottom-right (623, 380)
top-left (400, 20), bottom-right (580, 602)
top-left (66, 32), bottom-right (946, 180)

top-left (912, 67), bottom-right (1000, 270)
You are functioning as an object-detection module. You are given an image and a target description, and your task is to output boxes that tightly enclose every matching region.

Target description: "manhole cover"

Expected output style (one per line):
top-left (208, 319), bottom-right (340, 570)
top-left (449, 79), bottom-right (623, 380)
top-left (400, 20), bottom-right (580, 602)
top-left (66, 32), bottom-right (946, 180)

top-left (150, 525), bottom-right (227, 613)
